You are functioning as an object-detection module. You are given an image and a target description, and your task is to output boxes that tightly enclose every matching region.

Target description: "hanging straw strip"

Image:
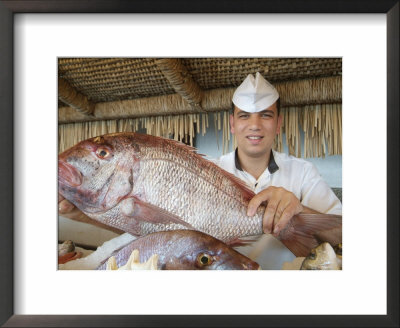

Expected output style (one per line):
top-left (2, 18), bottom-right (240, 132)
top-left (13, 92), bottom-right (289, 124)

top-left (59, 104), bottom-right (341, 158)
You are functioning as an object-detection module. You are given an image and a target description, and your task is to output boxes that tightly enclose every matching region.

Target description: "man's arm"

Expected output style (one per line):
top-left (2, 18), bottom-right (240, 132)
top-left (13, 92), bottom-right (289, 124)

top-left (247, 163), bottom-right (341, 236)
top-left (247, 186), bottom-right (310, 236)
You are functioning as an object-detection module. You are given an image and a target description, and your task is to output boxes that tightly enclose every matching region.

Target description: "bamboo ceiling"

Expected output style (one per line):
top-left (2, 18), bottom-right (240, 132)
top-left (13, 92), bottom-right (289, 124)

top-left (58, 58), bottom-right (342, 157)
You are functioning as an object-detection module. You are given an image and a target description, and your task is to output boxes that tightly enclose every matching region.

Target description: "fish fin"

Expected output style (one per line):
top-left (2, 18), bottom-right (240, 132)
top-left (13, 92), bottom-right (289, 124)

top-left (131, 197), bottom-right (195, 229)
top-left (215, 168), bottom-right (256, 201)
top-left (278, 213), bottom-right (342, 257)
top-left (227, 237), bottom-right (258, 248)
top-left (157, 135), bottom-right (257, 201)
top-left (196, 152), bottom-right (256, 201)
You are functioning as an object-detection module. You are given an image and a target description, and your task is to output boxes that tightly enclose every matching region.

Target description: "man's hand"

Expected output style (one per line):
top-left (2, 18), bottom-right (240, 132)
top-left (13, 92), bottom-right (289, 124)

top-left (58, 194), bottom-right (76, 214)
top-left (58, 194), bottom-right (124, 234)
top-left (247, 186), bottom-right (303, 236)
top-left (58, 193), bottom-right (89, 221)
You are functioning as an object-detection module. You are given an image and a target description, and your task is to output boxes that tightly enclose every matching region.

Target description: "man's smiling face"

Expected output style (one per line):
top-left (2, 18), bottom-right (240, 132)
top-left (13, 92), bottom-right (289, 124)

top-left (230, 102), bottom-right (282, 159)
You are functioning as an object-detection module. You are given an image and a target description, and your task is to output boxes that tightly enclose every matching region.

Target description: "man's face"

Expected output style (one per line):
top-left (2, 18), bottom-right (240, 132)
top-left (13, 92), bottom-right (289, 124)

top-left (230, 102), bottom-right (282, 158)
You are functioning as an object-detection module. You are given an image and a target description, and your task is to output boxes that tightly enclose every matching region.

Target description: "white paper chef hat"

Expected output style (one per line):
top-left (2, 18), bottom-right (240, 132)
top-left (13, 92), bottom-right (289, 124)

top-left (232, 72), bottom-right (279, 112)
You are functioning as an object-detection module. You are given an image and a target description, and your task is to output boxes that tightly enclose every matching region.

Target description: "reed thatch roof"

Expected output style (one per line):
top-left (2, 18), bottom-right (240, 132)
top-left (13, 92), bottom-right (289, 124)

top-left (58, 57), bottom-right (342, 123)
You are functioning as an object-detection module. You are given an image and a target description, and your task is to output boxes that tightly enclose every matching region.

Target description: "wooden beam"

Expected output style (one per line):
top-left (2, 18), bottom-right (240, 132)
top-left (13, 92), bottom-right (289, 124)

top-left (58, 76), bottom-right (342, 124)
top-left (58, 77), bottom-right (95, 116)
top-left (58, 88), bottom-right (233, 123)
top-left (155, 58), bottom-right (204, 111)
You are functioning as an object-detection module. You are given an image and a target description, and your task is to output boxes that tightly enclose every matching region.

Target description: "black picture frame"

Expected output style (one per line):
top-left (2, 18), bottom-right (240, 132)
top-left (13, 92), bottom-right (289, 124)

top-left (1, 1), bottom-right (398, 327)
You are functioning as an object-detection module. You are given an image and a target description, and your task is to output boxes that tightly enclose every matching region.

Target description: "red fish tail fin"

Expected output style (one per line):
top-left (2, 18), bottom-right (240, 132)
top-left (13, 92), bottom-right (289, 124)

top-left (278, 213), bottom-right (342, 257)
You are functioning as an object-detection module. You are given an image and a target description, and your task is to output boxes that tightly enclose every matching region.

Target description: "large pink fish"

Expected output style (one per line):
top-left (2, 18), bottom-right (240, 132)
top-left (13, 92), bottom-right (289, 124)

top-left (58, 132), bottom-right (341, 257)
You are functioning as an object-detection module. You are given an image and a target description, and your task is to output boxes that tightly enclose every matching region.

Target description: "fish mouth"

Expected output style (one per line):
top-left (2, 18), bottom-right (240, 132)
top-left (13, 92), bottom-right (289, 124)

top-left (58, 160), bottom-right (83, 187)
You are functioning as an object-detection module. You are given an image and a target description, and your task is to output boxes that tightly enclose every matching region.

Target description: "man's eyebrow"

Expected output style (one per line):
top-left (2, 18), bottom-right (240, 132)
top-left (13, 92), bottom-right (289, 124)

top-left (259, 110), bottom-right (275, 115)
top-left (236, 109), bottom-right (275, 115)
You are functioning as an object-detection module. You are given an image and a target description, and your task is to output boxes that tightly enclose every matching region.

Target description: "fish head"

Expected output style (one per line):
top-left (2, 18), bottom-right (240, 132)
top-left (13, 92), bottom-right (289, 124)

top-left (300, 242), bottom-right (339, 270)
top-left (58, 134), bottom-right (139, 213)
top-left (162, 230), bottom-right (260, 270)
top-left (193, 246), bottom-right (261, 270)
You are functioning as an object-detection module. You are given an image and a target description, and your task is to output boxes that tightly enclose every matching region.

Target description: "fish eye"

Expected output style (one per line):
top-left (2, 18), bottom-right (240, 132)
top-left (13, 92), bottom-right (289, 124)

top-left (96, 147), bottom-right (112, 159)
top-left (197, 253), bottom-right (213, 267)
top-left (309, 251), bottom-right (316, 260)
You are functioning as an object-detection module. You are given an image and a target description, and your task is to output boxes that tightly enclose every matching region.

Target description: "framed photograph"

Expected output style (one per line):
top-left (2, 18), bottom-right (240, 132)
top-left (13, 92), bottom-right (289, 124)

top-left (1, 1), bottom-right (398, 327)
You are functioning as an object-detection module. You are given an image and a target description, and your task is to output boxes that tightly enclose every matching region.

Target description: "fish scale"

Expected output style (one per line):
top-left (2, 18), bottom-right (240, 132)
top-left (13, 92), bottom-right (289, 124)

top-left (135, 149), bottom-right (263, 241)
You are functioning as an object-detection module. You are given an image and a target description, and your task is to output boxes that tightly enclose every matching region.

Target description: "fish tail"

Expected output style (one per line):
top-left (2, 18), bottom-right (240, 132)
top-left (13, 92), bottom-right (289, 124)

top-left (278, 213), bottom-right (342, 257)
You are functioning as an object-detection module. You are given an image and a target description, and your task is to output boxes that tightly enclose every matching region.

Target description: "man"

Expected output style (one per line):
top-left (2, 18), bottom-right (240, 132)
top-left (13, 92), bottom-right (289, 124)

top-left (214, 72), bottom-right (342, 268)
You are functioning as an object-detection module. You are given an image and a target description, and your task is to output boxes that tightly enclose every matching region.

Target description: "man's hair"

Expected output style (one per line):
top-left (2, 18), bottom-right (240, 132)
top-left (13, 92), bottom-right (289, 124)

top-left (276, 98), bottom-right (281, 116)
top-left (231, 97), bottom-right (281, 116)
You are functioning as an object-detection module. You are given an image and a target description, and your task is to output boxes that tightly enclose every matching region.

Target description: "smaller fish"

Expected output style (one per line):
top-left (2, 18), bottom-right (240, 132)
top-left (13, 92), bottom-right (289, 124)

top-left (58, 240), bottom-right (83, 264)
top-left (58, 240), bottom-right (75, 257)
top-left (300, 242), bottom-right (342, 270)
top-left (97, 230), bottom-right (260, 270)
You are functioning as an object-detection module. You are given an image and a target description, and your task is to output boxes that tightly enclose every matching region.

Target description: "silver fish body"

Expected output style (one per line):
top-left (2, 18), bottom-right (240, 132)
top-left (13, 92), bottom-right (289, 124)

top-left (59, 133), bottom-right (263, 243)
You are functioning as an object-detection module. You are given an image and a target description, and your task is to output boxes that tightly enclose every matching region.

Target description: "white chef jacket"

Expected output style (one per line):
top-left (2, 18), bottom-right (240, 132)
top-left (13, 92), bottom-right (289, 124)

top-left (212, 149), bottom-right (342, 270)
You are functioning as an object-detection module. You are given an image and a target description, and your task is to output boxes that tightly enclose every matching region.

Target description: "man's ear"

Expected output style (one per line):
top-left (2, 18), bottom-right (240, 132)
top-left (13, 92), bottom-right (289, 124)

top-left (230, 114), bottom-right (235, 134)
top-left (276, 114), bottom-right (283, 134)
